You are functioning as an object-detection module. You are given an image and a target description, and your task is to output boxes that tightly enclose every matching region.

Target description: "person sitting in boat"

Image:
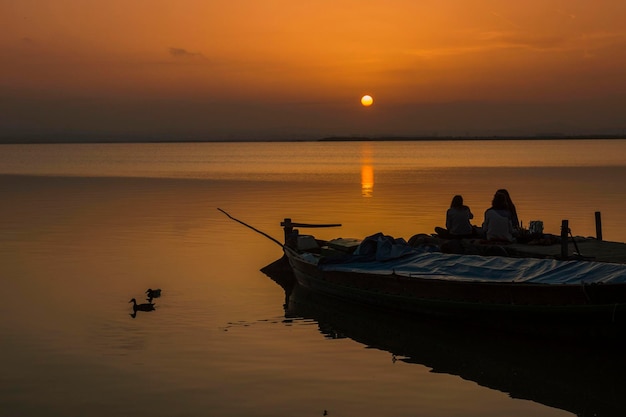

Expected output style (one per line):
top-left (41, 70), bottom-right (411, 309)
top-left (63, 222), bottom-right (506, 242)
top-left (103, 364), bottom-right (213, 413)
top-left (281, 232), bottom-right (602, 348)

top-left (497, 188), bottom-right (520, 230)
top-left (435, 195), bottom-right (476, 239)
top-left (482, 191), bottom-right (515, 242)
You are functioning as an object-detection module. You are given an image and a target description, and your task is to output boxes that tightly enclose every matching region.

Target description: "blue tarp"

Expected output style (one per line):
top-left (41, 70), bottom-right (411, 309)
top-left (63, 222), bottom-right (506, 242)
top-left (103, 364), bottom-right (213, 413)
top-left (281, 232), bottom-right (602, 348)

top-left (319, 233), bottom-right (626, 284)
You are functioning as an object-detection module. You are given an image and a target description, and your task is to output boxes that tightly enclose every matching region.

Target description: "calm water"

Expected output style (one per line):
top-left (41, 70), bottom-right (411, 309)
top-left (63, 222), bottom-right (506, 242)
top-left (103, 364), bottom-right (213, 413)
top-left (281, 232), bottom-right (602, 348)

top-left (1, 140), bottom-right (626, 417)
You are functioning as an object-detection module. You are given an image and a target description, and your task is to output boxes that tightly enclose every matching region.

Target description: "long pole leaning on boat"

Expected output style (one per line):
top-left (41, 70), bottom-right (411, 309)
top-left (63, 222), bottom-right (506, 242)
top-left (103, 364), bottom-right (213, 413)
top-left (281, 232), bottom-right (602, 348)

top-left (218, 208), bottom-right (285, 248)
top-left (217, 208), bottom-right (342, 248)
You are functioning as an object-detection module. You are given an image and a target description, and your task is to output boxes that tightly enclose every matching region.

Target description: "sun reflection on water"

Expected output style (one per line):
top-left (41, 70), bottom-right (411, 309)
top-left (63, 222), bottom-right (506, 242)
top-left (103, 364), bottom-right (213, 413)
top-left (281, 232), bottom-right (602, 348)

top-left (360, 144), bottom-right (374, 197)
top-left (361, 165), bottom-right (374, 197)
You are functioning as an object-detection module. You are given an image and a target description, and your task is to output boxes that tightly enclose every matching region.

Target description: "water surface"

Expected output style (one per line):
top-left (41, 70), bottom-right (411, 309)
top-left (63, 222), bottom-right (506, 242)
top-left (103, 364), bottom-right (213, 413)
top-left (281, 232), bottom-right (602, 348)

top-left (2, 140), bottom-right (625, 417)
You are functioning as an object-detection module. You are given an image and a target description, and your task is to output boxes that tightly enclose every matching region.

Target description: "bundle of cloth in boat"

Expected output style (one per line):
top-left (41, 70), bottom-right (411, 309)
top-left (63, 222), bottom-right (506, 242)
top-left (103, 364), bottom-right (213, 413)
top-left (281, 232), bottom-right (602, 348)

top-left (351, 232), bottom-right (438, 262)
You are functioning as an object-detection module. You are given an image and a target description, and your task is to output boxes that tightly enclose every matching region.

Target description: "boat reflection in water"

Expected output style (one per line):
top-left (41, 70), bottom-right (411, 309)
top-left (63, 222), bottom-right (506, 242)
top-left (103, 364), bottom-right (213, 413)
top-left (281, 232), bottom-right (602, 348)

top-left (262, 257), bottom-right (626, 417)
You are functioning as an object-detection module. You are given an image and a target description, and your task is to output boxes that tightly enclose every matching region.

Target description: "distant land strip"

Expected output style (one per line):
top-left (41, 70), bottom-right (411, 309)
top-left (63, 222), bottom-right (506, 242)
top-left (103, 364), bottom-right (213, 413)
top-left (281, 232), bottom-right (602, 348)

top-left (2, 134), bottom-right (626, 144)
top-left (318, 134), bottom-right (626, 142)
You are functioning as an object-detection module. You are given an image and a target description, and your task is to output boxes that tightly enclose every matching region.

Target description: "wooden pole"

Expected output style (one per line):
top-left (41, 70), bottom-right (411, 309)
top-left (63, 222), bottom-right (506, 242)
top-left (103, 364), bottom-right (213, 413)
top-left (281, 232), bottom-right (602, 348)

top-left (560, 220), bottom-right (569, 259)
top-left (217, 208), bottom-right (285, 248)
top-left (595, 211), bottom-right (603, 241)
top-left (282, 218), bottom-right (293, 244)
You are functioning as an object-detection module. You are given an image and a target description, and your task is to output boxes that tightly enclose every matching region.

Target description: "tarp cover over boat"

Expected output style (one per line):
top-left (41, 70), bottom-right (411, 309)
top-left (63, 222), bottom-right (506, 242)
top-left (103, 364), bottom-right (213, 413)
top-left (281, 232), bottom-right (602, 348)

top-left (317, 233), bottom-right (626, 285)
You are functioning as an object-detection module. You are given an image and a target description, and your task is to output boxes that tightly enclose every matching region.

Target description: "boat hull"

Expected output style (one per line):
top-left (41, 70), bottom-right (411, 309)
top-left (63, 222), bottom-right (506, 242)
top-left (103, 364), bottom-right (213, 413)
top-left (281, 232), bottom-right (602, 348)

top-left (284, 247), bottom-right (626, 338)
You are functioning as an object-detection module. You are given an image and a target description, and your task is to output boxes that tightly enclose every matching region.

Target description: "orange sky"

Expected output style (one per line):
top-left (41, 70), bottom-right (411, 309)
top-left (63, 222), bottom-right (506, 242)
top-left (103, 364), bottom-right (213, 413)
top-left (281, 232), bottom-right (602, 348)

top-left (2, 0), bottom-right (626, 140)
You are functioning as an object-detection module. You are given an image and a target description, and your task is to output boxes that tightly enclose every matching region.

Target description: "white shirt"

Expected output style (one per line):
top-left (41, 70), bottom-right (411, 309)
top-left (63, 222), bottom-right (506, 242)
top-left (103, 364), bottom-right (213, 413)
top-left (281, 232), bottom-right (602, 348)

top-left (483, 208), bottom-right (514, 242)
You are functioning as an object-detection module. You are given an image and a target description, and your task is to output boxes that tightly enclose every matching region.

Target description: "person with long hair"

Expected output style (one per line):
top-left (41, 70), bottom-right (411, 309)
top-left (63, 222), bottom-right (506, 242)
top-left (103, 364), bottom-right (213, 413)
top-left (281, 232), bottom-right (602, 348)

top-left (483, 191), bottom-right (515, 242)
top-left (496, 188), bottom-right (519, 229)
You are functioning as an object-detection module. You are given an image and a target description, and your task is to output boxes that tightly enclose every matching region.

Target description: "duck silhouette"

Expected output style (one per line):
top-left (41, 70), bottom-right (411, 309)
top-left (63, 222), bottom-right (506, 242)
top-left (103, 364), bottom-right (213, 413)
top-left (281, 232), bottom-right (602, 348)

top-left (146, 288), bottom-right (162, 302)
top-left (129, 298), bottom-right (155, 318)
top-left (130, 298), bottom-right (155, 311)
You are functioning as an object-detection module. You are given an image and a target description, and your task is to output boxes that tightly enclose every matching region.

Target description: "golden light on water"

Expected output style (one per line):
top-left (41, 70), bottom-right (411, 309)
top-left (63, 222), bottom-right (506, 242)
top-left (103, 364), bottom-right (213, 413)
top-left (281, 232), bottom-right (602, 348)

top-left (361, 165), bottom-right (374, 197)
top-left (360, 143), bottom-right (374, 197)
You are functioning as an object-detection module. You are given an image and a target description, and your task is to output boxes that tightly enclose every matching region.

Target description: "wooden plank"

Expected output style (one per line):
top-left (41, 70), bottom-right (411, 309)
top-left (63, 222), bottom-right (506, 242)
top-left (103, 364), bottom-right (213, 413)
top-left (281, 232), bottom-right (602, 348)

top-left (507, 239), bottom-right (626, 264)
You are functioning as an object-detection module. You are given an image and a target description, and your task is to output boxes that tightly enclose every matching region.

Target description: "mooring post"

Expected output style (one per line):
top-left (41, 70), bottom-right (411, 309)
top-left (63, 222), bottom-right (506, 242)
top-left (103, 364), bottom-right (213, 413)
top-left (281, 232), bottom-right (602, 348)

top-left (560, 219), bottom-right (569, 259)
top-left (281, 218), bottom-right (293, 243)
top-left (595, 211), bottom-right (603, 241)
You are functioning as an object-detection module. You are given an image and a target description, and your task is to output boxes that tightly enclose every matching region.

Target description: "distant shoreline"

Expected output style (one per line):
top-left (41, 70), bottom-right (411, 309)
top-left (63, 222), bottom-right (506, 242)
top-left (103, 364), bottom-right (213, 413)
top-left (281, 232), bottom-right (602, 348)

top-left (1, 134), bottom-right (626, 144)
top-left (318, 135), bottom-right (626, 142)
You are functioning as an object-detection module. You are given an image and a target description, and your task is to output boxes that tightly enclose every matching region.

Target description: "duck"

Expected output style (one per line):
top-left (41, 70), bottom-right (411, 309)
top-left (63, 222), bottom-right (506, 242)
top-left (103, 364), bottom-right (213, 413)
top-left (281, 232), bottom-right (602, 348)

top-left (129, 298), bottom-right (155, 312)
top-left (145, 288), bottom-right (162, 301)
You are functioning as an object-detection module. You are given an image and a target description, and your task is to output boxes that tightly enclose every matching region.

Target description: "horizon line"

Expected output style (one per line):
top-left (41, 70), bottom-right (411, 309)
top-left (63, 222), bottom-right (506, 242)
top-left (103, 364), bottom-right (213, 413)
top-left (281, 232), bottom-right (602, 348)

top-left (2, 133), bottom-right (626, 145)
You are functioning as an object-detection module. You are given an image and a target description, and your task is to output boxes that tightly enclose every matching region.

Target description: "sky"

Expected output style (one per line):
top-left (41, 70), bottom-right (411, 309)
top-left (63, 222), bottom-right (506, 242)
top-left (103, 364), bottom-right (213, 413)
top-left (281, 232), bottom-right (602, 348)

top-left (2, 0), bottom-right (626, 141)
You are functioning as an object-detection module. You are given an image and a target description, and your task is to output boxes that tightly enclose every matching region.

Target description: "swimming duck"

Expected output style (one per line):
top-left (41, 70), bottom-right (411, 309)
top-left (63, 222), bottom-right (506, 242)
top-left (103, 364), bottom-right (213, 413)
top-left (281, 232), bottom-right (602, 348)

top-left (146, 288), bottom-right (162, 301)
top-left (129, 298), bottom-right (155, 312)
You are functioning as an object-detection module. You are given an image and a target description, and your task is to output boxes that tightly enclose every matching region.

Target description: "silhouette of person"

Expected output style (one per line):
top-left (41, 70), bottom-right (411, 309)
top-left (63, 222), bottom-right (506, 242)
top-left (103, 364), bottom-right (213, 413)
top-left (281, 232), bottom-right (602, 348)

top-left (483, 191), bottom-right (515, 242)
top-left (447, 195), bottom-right (475, 238)
top-left (436, 195), bottom-right (475, 239)
top-left (496, 189), bottom-right (519, 230)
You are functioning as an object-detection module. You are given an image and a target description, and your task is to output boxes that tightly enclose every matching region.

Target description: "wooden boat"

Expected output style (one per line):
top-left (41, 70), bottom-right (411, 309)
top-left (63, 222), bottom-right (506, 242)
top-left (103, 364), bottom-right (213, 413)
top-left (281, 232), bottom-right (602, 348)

top-left (278, 218), bottom-right (626, 339)
top-left (261, 257), bottom-right (626, 416)
top-left (217, 209), bottom-right (626, 338)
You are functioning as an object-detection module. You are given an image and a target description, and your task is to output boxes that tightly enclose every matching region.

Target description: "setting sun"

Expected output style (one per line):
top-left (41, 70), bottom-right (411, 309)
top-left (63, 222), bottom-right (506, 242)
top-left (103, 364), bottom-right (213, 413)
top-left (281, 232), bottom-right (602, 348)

top-left (361, 95), bottom-right (374, 107)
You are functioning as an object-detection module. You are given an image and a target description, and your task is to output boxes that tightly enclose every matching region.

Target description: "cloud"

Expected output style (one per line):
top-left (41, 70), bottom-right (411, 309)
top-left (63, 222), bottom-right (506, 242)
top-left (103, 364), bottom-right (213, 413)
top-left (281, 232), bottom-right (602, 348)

top-left (477, 31), bottom-right (566, 51)
top-left (169, 47), bottom-right (205, 59)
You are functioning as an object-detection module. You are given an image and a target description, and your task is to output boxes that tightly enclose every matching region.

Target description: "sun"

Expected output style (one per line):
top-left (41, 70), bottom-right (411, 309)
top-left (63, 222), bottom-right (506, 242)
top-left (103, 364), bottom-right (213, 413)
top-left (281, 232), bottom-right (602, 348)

top-left (360, 95), bottom-right (374, 107)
